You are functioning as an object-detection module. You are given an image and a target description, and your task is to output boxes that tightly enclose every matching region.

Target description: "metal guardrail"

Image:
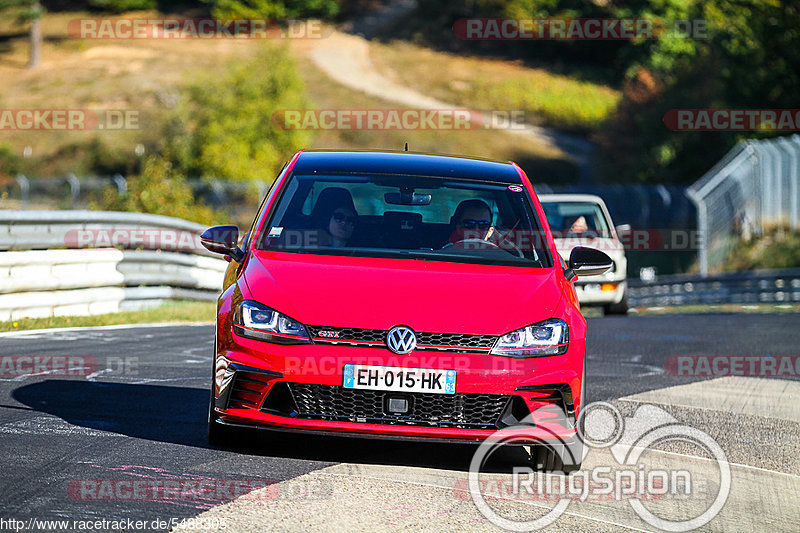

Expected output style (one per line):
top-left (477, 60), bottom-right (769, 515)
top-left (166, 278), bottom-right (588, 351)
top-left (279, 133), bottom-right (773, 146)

top-left (689, 134), bottom-right (800, 275)
top-left (3, 174), bottom-right (267, 210)
top-left (0, 211), bottom-right (227, 321)
top-left (0, 209), bottom-right (216, 256)
top-left (628, 268), bottom-right (800, 307)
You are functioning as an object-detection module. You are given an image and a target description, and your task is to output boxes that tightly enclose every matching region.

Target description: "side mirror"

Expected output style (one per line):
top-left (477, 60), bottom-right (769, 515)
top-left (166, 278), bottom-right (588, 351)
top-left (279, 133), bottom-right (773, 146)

top-left (565, 246), bottom-right (612, 280)
top-left (201, 225), bottom-right (245, 262)
top-left (615, 224), bottom-right (631, 234)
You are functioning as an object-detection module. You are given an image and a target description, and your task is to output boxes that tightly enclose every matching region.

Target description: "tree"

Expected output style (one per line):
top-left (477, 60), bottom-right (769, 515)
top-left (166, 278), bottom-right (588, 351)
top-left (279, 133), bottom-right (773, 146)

top-left (163, 44), bottom-right (314, 182)
top-left (0, 0), bottom-right (44, 68)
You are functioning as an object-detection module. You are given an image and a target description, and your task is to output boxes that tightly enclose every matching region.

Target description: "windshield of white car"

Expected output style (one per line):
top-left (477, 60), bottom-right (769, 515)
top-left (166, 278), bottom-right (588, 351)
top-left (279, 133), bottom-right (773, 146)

top-left (540, 201), bottom-right (613, 239)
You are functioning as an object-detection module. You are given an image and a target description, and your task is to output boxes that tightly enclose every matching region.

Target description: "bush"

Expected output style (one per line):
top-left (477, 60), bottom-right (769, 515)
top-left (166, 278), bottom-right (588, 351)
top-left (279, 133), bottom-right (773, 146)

top-left (206, 0), bottom-right (339, 20)
top-left (163, 44), bottom-right (313, 182)
top-left (94, 155), bottom-right (220, 225)
top-left (726, 228), bottom-right (800, 271)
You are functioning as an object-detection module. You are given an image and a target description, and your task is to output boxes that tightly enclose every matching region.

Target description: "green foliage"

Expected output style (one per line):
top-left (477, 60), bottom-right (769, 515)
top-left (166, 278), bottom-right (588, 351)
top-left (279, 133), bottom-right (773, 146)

top-left (94, 155), bottom-right (220, 225)
top-left (727, 227), bottom-right (800, 271)
top-left (399, 0), bottom-right (799, 184)
top-left (163, 44), bottom-right (312, 182)
top-left (0, 0), bottom-right (42, 22)
top-left (0, 145), bottom-right (23, 178)
top-left (86, 0), bottom-right (156, 13)
top-left (597, 0), bottom-right (800, 183)
top-left (206, 0), bottom-right (339, 19)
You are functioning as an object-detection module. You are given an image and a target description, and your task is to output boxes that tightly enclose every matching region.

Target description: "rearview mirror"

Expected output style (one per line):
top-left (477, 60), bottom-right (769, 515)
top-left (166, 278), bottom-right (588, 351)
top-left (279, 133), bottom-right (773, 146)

top-left (384, 192), bottom-right (432, 206)
top-left (565, 246), bottom-right (612, 280)
top-left (201, 225), bottom-right (245, 262)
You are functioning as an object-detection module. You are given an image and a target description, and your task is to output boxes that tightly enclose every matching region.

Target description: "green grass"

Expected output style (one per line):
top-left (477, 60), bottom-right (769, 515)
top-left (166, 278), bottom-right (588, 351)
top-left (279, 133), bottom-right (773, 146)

top-left (0, 300), bottom-right (215, 332)
top-left (371, 41), bottom-right (621, 134)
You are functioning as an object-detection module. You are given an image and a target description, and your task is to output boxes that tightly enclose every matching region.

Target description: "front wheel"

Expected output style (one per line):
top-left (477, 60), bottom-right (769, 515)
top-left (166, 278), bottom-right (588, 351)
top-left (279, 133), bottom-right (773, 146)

top-left (207, 386), bottom-right (236, 447)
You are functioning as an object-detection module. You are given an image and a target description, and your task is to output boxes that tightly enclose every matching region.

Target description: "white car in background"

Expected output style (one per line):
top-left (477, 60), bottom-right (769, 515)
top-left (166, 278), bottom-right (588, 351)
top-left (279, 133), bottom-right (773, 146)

top-left (539, 194), bottom-right (628, 315)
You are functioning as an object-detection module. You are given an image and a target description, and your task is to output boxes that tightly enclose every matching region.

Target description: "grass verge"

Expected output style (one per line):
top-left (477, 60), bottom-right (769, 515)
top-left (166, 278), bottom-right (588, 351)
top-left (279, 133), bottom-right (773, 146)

top-left (370, 41), bottom-right (621, 134)
top-left (0, 300), bottom-right (215, 332)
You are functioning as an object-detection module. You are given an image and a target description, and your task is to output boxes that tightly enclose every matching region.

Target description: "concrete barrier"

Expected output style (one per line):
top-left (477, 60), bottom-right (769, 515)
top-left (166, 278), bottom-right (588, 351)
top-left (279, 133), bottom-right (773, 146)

top-left (0, 211), bottom-right (227, 321)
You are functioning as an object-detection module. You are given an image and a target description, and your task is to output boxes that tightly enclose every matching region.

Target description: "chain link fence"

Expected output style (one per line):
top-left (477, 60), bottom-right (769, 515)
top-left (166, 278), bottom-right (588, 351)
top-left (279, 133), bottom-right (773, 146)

top-left (688, 134), bottom-right (800, 275)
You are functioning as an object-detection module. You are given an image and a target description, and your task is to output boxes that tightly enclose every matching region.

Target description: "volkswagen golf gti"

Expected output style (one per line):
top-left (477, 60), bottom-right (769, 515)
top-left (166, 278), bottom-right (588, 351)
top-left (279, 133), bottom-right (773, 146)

top-left (201, 150), bottom-right (612, 470)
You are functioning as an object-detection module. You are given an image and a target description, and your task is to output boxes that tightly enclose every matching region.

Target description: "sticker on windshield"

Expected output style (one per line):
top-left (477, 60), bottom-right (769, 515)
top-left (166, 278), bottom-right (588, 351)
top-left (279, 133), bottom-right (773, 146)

top-left (268, 227), bottom-right (283, 237)
top-left (508, 185), bottom-right (523, 192)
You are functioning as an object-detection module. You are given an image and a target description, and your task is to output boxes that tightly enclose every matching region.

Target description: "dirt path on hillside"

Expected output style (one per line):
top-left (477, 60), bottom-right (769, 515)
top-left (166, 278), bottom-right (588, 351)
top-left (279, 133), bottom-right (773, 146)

top-left (299, 28), bottom-right (595, 178)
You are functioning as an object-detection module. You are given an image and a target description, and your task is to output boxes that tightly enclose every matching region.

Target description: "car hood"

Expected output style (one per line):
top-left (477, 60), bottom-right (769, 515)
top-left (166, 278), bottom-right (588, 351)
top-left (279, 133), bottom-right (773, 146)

top-left (242, 250), bottom-right (562, 335)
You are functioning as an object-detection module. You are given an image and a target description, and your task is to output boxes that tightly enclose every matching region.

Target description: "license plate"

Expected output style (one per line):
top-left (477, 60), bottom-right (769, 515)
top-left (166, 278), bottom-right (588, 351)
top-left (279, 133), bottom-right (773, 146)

top-left (343, 364), bottom-right (456, 394)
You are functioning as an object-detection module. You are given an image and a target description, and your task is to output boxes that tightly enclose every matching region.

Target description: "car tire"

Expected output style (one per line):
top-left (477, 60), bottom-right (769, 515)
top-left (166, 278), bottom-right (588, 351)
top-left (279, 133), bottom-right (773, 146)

top-left (207, 389), bottom-right (232, 447)
top-left (603, 292), bottom-right (628, 315)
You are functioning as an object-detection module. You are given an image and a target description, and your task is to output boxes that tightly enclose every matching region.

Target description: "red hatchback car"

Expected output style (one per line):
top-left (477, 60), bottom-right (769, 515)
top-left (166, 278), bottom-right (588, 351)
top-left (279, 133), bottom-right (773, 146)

top-left (201, 150), bottom-right (611, 470)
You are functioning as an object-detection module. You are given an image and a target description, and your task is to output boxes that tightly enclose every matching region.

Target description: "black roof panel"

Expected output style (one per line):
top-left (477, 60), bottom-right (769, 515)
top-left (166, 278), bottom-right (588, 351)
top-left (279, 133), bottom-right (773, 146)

top-left (292, 150), bottom-right (523, 184)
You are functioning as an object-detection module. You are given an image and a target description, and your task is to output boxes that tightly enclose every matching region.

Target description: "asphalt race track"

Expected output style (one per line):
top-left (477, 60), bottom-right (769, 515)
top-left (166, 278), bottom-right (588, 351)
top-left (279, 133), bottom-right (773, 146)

top-left (1, 314), bottom-right (798, 532)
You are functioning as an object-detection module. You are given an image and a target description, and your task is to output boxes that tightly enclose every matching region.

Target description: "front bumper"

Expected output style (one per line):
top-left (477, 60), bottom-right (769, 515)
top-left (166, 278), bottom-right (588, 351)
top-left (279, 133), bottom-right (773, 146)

top-left (213, 326), bottom-right (583, 445)
top-left (574, 279), bottom-right (626, 305)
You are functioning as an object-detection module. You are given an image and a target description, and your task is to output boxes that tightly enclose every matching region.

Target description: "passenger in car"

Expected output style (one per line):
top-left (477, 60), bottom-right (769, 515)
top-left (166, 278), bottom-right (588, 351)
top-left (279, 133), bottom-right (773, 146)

top-left (311, 187), bottom-right (359, 247)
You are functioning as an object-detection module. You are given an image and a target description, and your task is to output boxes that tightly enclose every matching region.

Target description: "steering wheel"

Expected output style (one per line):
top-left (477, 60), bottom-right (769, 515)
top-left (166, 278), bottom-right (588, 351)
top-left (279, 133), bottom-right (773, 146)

top-left (442, 238), bottom-right (525, 259)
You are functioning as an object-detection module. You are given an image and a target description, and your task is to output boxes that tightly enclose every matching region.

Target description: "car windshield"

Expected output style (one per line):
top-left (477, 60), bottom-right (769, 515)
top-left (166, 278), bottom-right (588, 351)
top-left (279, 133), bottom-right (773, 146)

top-left (540, 201), bottom-right (612, 239)
top-left (256, 173), bottom-right (551, 267)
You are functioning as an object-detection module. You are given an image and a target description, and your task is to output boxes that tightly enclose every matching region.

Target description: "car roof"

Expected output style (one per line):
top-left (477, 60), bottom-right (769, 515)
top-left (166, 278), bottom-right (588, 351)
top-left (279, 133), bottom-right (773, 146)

top-left (292, 150), bottom-right (523, 184)
top-left (538, 193), bottom-right (607, 205)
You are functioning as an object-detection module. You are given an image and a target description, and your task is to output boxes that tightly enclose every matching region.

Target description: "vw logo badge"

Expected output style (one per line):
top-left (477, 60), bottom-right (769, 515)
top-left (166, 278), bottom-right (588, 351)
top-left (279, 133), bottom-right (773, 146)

top-left (386, 326), bottom-right (417, 355)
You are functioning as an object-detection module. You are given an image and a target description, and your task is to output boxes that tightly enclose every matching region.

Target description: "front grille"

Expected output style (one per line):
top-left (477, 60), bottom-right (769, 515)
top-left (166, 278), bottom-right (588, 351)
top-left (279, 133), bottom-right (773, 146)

top-left (306, 326), bottom-right (496, 352)
top-left (279, 383), bottom-right (513, 429)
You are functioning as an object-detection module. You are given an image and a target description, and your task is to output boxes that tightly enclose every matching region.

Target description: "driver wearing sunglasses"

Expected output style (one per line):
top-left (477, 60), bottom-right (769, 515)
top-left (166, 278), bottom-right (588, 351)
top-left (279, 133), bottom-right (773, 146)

top-left (448, 199), bottom-right (494, 245)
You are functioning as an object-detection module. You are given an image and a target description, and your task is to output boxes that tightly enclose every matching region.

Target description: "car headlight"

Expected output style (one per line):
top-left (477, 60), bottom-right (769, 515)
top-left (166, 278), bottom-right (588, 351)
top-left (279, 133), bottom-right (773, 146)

top-left (233, 301), bottom-right (310, 344)
top-left (490, 318), bottom-right (569, 357)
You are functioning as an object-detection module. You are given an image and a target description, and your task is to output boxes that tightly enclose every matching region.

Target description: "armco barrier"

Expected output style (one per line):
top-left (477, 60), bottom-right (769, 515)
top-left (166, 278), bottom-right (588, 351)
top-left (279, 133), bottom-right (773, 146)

top-left (0, 211), bottom-right (227, 321)
top-left (628, 268), bottom-right (800, 307)
top-left (0, 209), bottom-right (216, 256)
